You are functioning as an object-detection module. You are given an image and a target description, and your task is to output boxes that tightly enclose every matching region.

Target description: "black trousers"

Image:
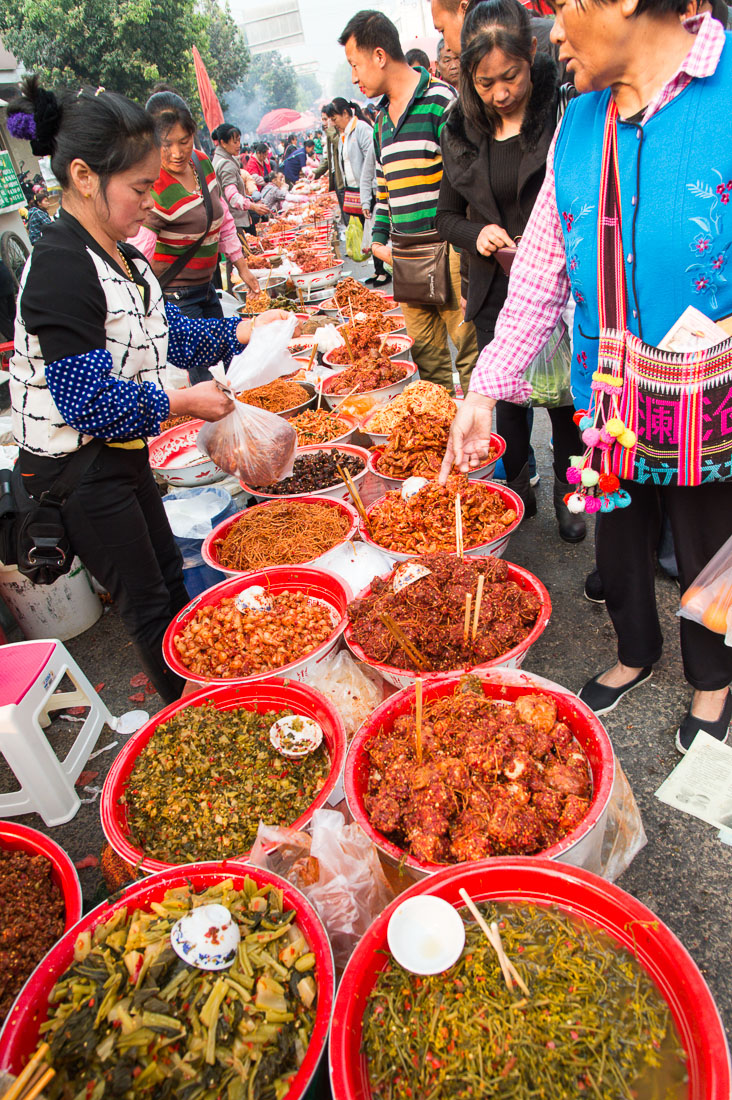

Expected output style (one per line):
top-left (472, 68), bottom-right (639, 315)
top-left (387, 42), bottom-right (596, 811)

top-left (20, 446), bottom-right (189, 703)
top-left (596, 479), bottom-right (732, 690)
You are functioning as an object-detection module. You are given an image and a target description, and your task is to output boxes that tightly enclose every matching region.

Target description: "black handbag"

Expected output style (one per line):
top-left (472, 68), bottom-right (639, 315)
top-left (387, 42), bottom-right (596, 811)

top-left (0, 440), bottom-right (103, 585)
top-left (159, 153), bottom-right (214, 291)
top-left (390, 229), bottom-right (450, 306)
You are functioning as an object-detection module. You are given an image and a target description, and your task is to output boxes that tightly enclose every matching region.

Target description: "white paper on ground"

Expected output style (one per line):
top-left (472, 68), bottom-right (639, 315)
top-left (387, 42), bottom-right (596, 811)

top-left (654, 730), bottom-right (732, 828)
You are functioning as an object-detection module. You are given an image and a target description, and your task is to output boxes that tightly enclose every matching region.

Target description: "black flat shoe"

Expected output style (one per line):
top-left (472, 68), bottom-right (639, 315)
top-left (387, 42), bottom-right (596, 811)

top-left (583, 569), bottom-right (605, 604)
top-left (578, 667), bottom-right (653, 715)
top-left (364, 274), bottom-right (391, 287)
top-left (675, 690), bottom-right (732, 754)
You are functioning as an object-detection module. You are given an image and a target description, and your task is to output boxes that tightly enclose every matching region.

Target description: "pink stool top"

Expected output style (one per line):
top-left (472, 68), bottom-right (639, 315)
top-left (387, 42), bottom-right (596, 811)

top-left (0, 641), bottom-right (58, 705)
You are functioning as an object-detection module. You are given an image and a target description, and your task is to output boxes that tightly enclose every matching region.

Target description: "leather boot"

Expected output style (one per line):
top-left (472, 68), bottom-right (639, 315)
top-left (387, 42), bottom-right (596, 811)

top-left (554, 477), bottom-right (586, 542)
top-left (506, 462), bottom-right (537, 518)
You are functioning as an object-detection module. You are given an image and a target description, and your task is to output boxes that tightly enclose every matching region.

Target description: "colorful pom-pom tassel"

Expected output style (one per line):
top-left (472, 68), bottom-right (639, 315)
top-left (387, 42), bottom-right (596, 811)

top-left (599, 496), bottom-right (616, 513)
top-left (572, 410), bottom-right (587, 427)
top-left (566, 493), bottom-right (586, 514)
top-left (582, 427), bottom-right (601, 446)
top-left (584, 496), bottom-right (601, 514)
top-left (598, 473), bottom-right (620, 493)
top-left (581, 468), bottom-right (599, 487)
top-left (618, 429), bottom-right (637, 449)
top-left (614, 490), bottom-right (632, 508)
top-left (569, 454), bottom-right (585, 468)
top-left (566, 466), bottom-right (582, 485)
top-left (605, 418), bottom-right (624, 437)
top-left (579, 415), bottom-right (594, 431)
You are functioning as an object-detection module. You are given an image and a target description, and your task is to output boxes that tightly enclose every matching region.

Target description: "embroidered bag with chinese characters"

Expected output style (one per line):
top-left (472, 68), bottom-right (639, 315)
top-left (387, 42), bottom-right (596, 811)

top-left (566, 99), bottom-right (732, 515)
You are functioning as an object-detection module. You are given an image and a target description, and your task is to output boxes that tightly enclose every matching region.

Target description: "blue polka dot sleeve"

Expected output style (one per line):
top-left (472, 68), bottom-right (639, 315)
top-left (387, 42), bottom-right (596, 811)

top-left (165, 301), bottom-right (241, 371)
top-left (46, 349), bottom-right (170, 439)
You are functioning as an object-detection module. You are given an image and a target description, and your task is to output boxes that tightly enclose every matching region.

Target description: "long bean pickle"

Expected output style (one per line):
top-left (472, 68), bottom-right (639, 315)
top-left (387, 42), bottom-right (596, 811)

top-left (32, 878), bottom-right (319, 1099)
top-left (123, 705), bottom-right (330, 863)
top-left (364, 901), bottom-right (688, 1100)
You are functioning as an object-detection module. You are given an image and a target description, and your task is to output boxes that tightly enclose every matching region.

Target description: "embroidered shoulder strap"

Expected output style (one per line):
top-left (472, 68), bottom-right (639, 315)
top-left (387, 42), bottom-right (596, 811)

top-left (596, 98), bottom-right (628, 333)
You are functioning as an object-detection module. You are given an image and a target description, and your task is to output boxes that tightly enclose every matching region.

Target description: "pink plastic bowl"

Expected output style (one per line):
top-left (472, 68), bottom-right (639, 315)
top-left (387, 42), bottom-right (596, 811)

top-left (359, 481), bottom-right (524, 563)
top-left (0, 863), bottom-right (336, 1100)
top-left (100, 678), bottom-right (346, 874)
top-left (201, 495), bottom-right (359, 577)
top-left (329, 856), bottom-right (731, 1100)
top-left (344, 667), bottom-right (615, 877)
top-left (162, 564), bottom-right (352, 685)
top-left (344, 560), bottom-right (551, 688)
top-left (0, 822), bottom-right (81, 932)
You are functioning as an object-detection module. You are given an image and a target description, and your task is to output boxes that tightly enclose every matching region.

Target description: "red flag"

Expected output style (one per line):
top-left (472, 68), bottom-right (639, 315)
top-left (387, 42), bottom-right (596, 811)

top-left (192, 45), bottom-right (225, 133)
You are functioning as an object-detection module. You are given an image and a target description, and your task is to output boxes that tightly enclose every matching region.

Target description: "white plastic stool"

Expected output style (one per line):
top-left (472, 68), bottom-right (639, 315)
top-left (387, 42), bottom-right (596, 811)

top-left (0, 639), bottom-right (118, 826)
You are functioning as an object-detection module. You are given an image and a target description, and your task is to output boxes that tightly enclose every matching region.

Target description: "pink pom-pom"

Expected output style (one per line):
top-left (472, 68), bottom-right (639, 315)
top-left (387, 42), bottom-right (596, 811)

top-left (582, 427), bottom-right (601, 447)
top-left (584, 496), bottom-right (601, 514)
top-left (599, 427), bottom-right (614, 445)
top-left (566, 466), bottom-right (582, 484)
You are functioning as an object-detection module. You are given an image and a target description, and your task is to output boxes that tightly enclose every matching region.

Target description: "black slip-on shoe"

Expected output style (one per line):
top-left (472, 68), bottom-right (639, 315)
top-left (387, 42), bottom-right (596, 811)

top-left (583, 569), bottom-right (605, 604)
top-left (578, 667), bottom-right (653, 715)
top-left (675, 690), bottom-right (732, 754)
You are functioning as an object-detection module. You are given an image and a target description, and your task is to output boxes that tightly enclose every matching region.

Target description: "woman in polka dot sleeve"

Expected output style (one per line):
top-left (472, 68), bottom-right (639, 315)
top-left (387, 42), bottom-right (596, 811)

top-left (6, 77), bottom-right (291, 703)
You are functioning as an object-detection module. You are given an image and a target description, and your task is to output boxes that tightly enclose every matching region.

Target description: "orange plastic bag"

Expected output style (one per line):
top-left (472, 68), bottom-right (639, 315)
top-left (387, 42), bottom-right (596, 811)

top-left (678, 531), bottom-right (732, 640)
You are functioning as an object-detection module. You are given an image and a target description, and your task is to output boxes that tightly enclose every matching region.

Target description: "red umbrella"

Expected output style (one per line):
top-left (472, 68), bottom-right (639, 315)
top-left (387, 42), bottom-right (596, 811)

top-left (271, 111), bottom-right (318, 134)
top-left (192, 45), bottom-right (224, 133)
top-left (256, 108), bottom-right (302, 135)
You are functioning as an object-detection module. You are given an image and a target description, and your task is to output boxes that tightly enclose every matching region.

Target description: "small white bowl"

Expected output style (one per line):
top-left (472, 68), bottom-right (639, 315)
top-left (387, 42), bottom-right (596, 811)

top-left (170, 903), bottom-right (241, 970)
top-left (387, 896), bottom-right (465, 975)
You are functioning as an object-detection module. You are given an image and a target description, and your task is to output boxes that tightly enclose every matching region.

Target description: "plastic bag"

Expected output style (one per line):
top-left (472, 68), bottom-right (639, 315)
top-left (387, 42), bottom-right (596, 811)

top-left (249, 809), bottom-right (396, 967)
top-left (591, 762), bottom-right (647, 882)
top-left (345, 216), bottom-right (366, 262)
top-left (226, 315), bottom-right (298, 391)
top-left (362, 216), bottom-right (373, 252)
top-left (678, 529), bottom-right (732, 641)
top-left (524, 322), bottom-right (573, 408)
top-left (305, 648), bottom-right (385, 739)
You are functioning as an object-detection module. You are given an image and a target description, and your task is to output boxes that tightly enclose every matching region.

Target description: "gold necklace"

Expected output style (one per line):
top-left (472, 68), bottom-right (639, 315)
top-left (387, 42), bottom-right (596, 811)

top-left (116, 245), bottom-right (135, 282)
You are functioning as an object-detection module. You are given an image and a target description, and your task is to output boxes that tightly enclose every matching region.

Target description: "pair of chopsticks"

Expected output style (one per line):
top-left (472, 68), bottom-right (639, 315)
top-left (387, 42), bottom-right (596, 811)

top-left (336, 462), bottom-right (370, 529)
top-left (455, 493), bottom-right (464, 558)
top-left (462, 568), bottom-right (485, 646)
top-left (379, 613), bottom-right (432, 672)
top-left (459, 888), bottom-right (530, 996)
top-left (4, 1044), bottom-right (55, 1100)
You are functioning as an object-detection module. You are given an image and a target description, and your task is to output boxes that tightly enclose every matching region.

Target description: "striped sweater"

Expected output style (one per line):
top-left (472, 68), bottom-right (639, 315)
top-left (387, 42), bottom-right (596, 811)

top-left (372, 68), bottom-right (455, 245)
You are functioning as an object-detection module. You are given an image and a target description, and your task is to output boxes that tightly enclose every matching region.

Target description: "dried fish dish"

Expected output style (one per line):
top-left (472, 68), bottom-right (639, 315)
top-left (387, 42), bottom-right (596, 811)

top-left (329, 357), bottom-right (407, 395)
top-left (255, 450), bottom-right (364, 495)
top-left (349, 553), bottom-right (540, 672)
top-left (123, 704), bottom-right (330, 861)
top-left (174, 591), bottom-right (337, 679)
top-left (363, 677), bottom-right (593, 864)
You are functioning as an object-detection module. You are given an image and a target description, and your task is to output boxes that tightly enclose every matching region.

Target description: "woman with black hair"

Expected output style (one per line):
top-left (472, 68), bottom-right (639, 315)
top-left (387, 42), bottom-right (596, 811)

top-left (26, 184), bottom-right (55, 245)
top-left (6, 78), bottom-right (291, 704)
top-left (212, 122), bottom-right (269, 238)
top-left (436, 0), bottom-right (583, 541)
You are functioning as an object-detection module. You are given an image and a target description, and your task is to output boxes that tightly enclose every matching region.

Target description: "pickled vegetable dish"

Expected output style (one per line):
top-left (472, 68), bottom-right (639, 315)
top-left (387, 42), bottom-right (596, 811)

top-left (123, 705), bottom-right (330, 862)
top-left (363, 901), bottom-right (687, 1100)
top-left (33, 877), bottom-right (321, 1099)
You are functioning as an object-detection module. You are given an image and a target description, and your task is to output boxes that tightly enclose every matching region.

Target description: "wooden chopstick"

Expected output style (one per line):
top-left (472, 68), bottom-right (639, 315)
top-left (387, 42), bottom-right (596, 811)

top-left (336, 463), bottom-right (370, 528)
top-left (22, 1066), bottom-right (55, 1100)
top-left (307, 343), bottom-right (318, 370)
top-left (463, 593), bottom-right (472, 647)
top-left (342, 329), bottom-right (355, 364)
top-left (472, 574), bottom-right (485, 640)
top-left (455, 492), bottom-right (464, 558)
top-left (458, 888), bottom-right (530, 997)
top-left (415, 678), bottom-right (423, 764)
top-left (379, 612), bottom-right (433, 671)
top-left (3, 1045), bottom-right (51, 1100)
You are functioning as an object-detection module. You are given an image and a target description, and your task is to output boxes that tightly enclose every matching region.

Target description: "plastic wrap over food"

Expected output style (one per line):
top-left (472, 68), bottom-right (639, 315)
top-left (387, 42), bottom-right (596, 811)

top-left (305, 648), bottom-right (385, 739)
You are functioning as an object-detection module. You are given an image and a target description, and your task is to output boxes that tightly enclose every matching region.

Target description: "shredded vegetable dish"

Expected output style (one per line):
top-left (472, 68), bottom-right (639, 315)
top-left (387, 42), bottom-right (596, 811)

top-left (290, 409), bottom-right (351, 445)
top-left (236, 380), bottom-right (310, 414)
top-left (365, 381), bottom-right (456, 435)
top-left (214, 501), bottom-right (351, 571)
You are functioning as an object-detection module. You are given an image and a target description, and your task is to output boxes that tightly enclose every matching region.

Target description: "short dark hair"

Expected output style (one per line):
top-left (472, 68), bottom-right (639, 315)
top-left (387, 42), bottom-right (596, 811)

top-left (215, 122), bottom-right (241, 144)
top-left (406, 48), bottom-right (431, 69)
top-left (7, 75), bottom-right (158, 198)
top-left (304, 138), bottom-right (315, 149)
top-left (145, 90), bottom-right (196, 139)
top-left (338, 10), bottom-right (406, 61)
top-left (461, 0), bottom-right (534, 134)
top-left (255, 142), bottom-right (269, 154)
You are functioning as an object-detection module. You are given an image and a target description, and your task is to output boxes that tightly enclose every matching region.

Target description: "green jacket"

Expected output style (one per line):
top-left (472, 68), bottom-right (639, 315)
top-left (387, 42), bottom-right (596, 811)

top-left (313, 124), bottom-right (344, 191)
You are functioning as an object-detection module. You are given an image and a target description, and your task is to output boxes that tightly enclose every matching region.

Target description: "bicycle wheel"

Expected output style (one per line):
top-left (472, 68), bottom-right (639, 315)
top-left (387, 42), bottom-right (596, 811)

top-left (0, 231), bottom-right (30, 289)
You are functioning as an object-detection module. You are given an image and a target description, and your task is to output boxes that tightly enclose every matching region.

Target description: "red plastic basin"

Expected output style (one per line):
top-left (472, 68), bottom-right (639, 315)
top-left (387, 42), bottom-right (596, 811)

top-left (162, 565), bottom-right (351, 686)
top-left (329, 857), bottom-right (731, 1100)
top-left (0, 862), bottom-right (335, 1100)
top-left (0, 822), bottom-right (82, 932)
top-left (344, 667), bottom-right (615, 877)
top-left (100, 678), bottom-right (346, 874)
top-left (344, 560), bottom-right (552, 688)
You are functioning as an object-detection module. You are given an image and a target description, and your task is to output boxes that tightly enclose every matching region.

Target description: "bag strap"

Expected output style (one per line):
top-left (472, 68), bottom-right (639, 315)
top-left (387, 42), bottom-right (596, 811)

top-left (158, 153), bottom-right (214, 289)
top-left (597, 98), bottom-right (628, 333)
top-left (39, 439), bottom-right (105, 507)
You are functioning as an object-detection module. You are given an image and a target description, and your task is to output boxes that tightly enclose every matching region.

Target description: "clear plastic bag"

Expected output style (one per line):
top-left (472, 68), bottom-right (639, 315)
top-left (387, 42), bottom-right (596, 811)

top-left (678, 530), bottom-right (732, 641)
top-left (345, 216), bottom-right (366, 262)
top-left (362, 216), bottom-right (373, 253)
top-left (226, 315), bottom-right (298, 391)
top-left (305, 648), bottom-right (385, 739)
top-left (249, 809), bottom-right (396, 968)
top-left (524, 322), bottom-right (573, 408)
top-left (592, 762), bottom-right (647, 882)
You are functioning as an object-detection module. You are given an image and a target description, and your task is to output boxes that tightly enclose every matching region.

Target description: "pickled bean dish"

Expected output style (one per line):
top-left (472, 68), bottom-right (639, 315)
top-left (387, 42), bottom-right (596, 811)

top-left (368, 477), bottom-right (518, 555)
top-left (328, 358), bottom-right (407, 395)
top-left (364, 677), bottom-right (592, 864)
top-left (173, 591), bottom-right (337, 679)
top-left (349, 553), bottom-right (540, 672)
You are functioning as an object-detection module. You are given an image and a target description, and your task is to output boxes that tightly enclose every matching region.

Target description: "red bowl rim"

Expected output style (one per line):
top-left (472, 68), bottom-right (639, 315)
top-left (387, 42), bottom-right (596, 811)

top-left (329, 855), bottom-right (732, 1100)
top-left (343, 667), bottom-right (615, 874)
top-left (201, 494), bottom-right (360, 574)
top-left (367, 433), bottom-right (506, 484)
top-left (319, 362), bottom-right (417, 397)
top-left (0, 822), bottom-right (82, 932)
top-left (359, 480), bottom-right (525, 556)
top-left (344, 559), bottom-right (552, 681)
top-left (162, 563), bottom-right (352, 684)
top-left (0, 862), bottom-right (336, 1100)
top-left (100, 677), bottom-right (347, 873)
top-left (238, 443), bottom-right (370, 500)
top-left (148, 418), bottom-right (208, 470)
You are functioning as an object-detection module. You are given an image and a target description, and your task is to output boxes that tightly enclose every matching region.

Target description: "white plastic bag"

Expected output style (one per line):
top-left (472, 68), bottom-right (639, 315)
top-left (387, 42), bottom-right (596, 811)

top-left (305, 648), bottom-right (385, 739)
top-left (226, 315), bottom-right (298, 391)
top-left (362, 216), bottom-right (373, 252)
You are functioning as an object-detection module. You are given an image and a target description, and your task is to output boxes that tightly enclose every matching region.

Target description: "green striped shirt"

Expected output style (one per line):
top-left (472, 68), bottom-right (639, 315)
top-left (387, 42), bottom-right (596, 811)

top-left (372, 67), bottom-right (455, 245)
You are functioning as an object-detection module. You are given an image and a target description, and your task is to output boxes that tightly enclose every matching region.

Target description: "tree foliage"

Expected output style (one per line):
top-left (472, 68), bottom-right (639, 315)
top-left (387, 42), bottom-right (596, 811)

top-left (296, 71), bottom-right (322, 113)
top-left (198, 0), bottom-right (249, 101)
top-left (224, 51), bottom-right (299, 132)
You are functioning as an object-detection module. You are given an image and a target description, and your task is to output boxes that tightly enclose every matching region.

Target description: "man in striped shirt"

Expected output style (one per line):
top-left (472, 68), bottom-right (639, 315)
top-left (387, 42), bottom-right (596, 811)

top-left (339, 10), bottom-right (477, 394)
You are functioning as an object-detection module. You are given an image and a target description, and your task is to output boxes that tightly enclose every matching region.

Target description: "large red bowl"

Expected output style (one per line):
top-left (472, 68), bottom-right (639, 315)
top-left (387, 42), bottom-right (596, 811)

top-left (0, 863), bottom-right (336, 1100)
top-left (162, 565), bottom-right (351, 686)
top-left (0, 822), bottom-right (82, 932)
top-left (344, 560), bottom-right (551, 688)
top-left (101, 679), bottom-right (346, 874)
top-left (201, 495), bottom-right (359, 577)
top-left (329, 856), bottom-right (731, 1100)
top-left (344, 667), bottom-right (615, 877)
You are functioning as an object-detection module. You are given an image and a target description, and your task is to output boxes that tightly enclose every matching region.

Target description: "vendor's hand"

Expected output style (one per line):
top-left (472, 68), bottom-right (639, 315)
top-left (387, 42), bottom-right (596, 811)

top-left (235, 258), bottom-right (259, 294)
top-left (251, 202), bottom-right (270, 216)
top-left (439, 391), bottom-right (497, 484)
top-left (362, 206), bottom-right (371, 219)
top-left (167, 381), bottom-right (233, 422)
top-left (371, 242), bottom-right (392, 265)
top-left (253, 308), bottom-right (295, 329)
top-left (476, 224), bottom-right (514, 258)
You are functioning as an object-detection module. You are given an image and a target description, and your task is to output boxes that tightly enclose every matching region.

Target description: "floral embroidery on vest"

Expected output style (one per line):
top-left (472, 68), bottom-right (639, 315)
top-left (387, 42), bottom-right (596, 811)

top-left (561, 200), bottom-right (594, 306)
top-left (685, 171), bottom-right (732, 309)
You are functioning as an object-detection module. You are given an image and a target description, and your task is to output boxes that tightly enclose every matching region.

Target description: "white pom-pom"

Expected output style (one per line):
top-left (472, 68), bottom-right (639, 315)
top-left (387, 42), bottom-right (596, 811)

top-left (566, 493), bottom-right (586, 514)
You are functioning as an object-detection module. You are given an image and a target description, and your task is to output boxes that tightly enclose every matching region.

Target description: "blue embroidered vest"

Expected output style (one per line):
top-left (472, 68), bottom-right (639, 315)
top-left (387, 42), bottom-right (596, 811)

top-left (554, 33), bottom-right (732, 414)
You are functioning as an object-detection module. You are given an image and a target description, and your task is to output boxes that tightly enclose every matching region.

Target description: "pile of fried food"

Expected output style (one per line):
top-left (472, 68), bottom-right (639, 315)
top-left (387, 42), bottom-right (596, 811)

top-left (365, 380), bottom-right (456, 436)
top-left (333, 277), bottom-right (393, 314)
top-left (364, 677), bottom-right (592, 864)
top-left (329, 357), bottom-right (407, 395)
